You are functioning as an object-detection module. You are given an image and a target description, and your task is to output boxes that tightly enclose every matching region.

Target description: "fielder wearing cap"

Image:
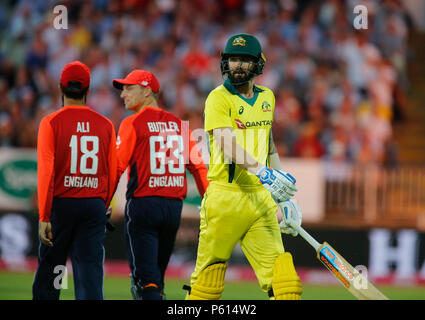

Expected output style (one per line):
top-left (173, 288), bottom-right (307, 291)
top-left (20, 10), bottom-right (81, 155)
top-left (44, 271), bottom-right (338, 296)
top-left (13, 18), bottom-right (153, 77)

top-left (113, 70), bottom-right (161, 113)
top-left (59, 61), bottom-right (91, 104)
top-left (184, 34), bottom-right (303, 300)
top-left (60, 61), bottom-right (91, 88)
top-left (33, 60), bottom-right (118, 300)
top-left (113, 70), bottom-right (160, 92)
top-left (111, 70), bottom-right (209, 300)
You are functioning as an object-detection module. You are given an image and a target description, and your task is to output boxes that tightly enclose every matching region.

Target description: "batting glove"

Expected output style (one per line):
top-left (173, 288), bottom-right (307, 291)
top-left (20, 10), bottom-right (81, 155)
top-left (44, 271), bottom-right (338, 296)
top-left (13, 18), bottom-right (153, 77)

top-left (256, 166), bottom-right (298, 202)
top-left (278, 199), bottom-right (302, 237)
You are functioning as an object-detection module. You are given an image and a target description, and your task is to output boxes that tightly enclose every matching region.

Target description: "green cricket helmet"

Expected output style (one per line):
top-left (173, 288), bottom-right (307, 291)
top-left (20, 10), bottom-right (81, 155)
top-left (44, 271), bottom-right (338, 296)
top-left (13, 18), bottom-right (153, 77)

top-left (220, 33), bottom-right (266, 85)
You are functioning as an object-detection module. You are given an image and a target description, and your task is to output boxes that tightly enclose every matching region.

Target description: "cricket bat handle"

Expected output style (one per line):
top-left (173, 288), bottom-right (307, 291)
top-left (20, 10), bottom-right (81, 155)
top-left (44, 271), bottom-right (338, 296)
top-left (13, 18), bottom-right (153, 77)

top-left (290, 223), bottom-right (321, 252)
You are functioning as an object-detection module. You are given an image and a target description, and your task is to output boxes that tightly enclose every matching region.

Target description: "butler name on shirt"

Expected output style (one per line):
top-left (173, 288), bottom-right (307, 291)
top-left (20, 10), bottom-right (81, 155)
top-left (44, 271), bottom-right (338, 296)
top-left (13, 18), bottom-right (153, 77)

top-left (147, 121), bottom-right (179, 133)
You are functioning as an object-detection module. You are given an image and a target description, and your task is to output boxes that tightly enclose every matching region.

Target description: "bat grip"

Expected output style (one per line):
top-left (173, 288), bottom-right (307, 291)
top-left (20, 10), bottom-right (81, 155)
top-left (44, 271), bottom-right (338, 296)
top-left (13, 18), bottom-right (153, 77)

top-left (291, 224), bottom-right (321, 252)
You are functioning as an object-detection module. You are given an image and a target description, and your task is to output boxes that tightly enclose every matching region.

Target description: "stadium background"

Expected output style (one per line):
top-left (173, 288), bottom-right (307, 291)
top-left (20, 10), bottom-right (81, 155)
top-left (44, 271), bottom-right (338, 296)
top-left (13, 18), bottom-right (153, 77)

top-left (0, 0), bottom-right (425, 299)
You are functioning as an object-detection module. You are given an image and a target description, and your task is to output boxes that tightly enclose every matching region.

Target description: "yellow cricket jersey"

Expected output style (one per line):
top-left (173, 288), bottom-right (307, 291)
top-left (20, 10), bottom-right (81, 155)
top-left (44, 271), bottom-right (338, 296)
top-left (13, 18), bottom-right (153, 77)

top-left (204, 78), bottom-right (275, 185)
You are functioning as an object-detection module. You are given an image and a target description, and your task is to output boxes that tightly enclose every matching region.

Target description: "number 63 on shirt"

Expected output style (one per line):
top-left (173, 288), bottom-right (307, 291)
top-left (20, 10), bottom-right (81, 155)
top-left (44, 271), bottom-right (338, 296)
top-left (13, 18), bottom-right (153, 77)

top-left (115, 106), bottom-right (209, 200)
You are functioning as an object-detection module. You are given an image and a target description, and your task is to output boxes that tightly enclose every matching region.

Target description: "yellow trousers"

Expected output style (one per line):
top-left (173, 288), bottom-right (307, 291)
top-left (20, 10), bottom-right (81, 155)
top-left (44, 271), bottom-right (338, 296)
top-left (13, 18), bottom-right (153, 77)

top-left (189, 181), bottom-right (284, 293)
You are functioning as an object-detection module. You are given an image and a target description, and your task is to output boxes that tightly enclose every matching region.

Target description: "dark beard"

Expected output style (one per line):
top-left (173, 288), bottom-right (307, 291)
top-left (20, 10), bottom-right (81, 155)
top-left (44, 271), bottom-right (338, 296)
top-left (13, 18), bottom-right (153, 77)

top-left (228, 69), bottom-right (254, 86)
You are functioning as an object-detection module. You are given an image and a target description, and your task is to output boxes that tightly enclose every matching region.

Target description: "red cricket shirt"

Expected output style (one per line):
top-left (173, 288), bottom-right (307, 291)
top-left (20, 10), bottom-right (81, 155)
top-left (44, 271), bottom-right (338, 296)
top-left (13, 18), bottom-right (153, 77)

top-left (37, 105), bottom-right (117, 222)
top-left (116, 106), bottom-right (208, 200)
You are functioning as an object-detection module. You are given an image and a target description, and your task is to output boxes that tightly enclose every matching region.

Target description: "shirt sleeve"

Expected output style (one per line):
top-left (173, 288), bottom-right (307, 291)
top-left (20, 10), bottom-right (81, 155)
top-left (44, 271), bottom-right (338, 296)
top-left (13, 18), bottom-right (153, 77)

top-left (204, 91), bottom-right (233, 132)
top-left (186, 129), bottom-right (209, 198)
top-left (105, 123), bottom-right (118, 208)
top-left (37, 116), bottom-right (55, 222)
top-left (116, 117), bottom-right (137, 181)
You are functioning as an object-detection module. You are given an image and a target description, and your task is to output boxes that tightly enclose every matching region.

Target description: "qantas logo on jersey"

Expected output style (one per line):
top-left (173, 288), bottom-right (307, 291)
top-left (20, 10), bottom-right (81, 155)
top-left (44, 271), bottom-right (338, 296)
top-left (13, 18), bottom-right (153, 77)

top-left (235, 119), bottom-right (246, 129)
top-left (235, 119), bottom-right (272, 129)
top-left (147, 121), bottom-right (180, 133)
top-left (246, 120), bottom-right (272, 127)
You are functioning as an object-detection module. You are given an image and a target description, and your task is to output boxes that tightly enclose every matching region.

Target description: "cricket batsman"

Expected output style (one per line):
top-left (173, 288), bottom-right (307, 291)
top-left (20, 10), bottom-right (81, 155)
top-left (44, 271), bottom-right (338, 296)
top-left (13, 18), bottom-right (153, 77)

top-left (184, 33), bottom-right (303, 300)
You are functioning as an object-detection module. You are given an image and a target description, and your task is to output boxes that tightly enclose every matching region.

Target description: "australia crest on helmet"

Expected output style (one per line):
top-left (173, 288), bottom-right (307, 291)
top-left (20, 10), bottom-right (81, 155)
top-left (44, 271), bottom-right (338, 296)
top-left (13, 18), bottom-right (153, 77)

top-left (232, 36), bottom-right (246, 47)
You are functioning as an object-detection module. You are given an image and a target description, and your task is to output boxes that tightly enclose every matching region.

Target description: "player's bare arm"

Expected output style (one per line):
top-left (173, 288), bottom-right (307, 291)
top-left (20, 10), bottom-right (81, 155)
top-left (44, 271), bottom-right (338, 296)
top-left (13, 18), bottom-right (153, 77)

top-left (268, 130), bottom-right (283, 171)
top-left (212, 126), bottom-right (262, 175)
top-left (212, 126), bottom-right (297, 201)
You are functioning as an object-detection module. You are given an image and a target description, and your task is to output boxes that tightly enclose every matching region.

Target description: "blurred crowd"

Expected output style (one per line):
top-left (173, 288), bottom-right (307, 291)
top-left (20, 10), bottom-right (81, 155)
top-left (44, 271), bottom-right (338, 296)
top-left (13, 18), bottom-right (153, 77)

top-left (0, 0), bottom-right (414, 166)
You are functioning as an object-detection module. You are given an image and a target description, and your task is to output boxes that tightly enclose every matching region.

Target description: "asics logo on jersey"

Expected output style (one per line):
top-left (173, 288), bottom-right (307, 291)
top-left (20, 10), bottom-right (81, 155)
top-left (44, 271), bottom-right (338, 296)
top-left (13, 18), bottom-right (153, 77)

top-left (238, 106), bottom-right (244, 115)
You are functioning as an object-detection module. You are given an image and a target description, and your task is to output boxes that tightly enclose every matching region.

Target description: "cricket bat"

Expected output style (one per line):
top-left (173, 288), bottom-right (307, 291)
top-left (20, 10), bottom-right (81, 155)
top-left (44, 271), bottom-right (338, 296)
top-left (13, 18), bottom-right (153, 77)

top-left (290, 224), bottom-right (389, 300)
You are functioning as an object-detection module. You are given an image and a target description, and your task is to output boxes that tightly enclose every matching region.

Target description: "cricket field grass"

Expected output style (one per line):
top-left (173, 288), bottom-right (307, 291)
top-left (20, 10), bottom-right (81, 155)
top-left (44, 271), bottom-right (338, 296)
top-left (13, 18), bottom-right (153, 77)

top-left (0, 271), bottom-right (424, 300)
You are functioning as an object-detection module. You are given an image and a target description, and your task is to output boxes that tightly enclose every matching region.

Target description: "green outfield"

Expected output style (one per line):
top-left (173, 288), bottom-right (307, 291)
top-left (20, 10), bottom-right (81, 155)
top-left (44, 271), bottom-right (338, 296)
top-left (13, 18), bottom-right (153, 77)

top-left (0, 271), bottom-right (424, 300)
